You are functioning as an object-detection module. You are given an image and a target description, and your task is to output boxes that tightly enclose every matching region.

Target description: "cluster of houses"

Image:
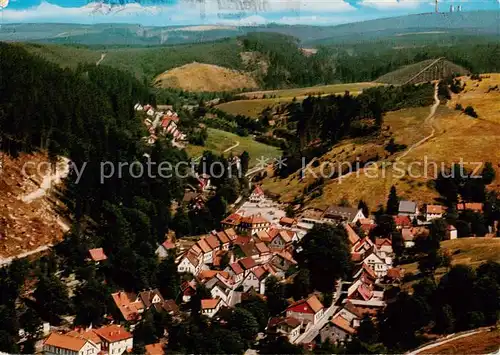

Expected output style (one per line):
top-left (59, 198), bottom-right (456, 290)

top-left (134, 103), bottom-right (187, 146)
top-left (43, 325), bottom-right (134, 355)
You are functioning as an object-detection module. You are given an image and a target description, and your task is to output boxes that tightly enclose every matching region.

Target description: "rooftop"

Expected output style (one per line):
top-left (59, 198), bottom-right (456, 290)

top-left (44, 333), bottom-right (88, 352)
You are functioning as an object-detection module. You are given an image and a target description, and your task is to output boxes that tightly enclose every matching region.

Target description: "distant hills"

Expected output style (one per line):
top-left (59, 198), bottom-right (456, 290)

top-left (1, 11), bottom-right (498, 46)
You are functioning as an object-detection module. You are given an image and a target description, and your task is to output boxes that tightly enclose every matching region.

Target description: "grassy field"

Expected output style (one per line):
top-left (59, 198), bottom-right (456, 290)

top-left (185, 128), bottom-right (281, 167)
top-left (154, 63), bottom-right (257, 92)
top-left (238, 82), bottom-right (380, 99)
top-left (401, 238), bottom-right (500, 281)
top-left (417, 329), bottom-right (500, 354)
top-left (216, 82), bottom-right (382, 118)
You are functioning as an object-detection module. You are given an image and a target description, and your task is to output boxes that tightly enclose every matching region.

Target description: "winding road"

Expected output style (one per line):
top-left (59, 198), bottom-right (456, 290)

top-left (223, 141), bottom-right (240, 153)
top-left (96, 53), bottom-right (106, 66)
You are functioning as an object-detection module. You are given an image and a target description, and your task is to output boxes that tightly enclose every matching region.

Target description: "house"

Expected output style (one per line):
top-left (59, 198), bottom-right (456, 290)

top-left (155, 239), bottom-right (176, 259)
top-left (201, 298), bottom-right (224, 318)
top-left (300, 209), bottom-right (325, 225)
top-left (180, 280), bottom-right (197, 303)
top-left (268, 229), bottom-right (294, 249)
top-left (398, 200), bottom-right (419, 219)
top-left (446, 224), bottom-right (458, 240)
top-left (93, 325), bottom-right (133, 355)
top-left (182, 191), bottom-right (206, 210)
top-left (66, 329), bottom-right (102, 352)
top-left (43, 333), bottom-right (100, 355)
top-left (162, 299), bottom-right (180, 316)
top-left (205, 234), bottom-right (221, 253)
top-left (361, 250), bottom-right (390, 278)
top-left (286, 294), bottom-right (325, 325)
top-left (268, 317), bottom-right (302, 343)
top-left (402, 228), bottom-right (416, 248)
top-left (205, 277), bottom-right (234, 305)
top-left (221, 213), bottom-right (243, 229)
top-left (426, 205), bottom-right (444, 221)
top-left (352, 263), bottom-right (378, 284)
top-left (145, 343), bottom-right (165, 355)
top-left (279, 217), bottom-right (297, 228)
top-left (225, 262), bottom-right (245, 283)
top-left (111, 291), bottom-right (145, 321)
top-left (393, 215), bottom-right (412, 229)
top-left (196, 238), bottom-right (215, 264)
top-left (88, 248), bottom-right (107, 263)
top-left (213, 230), bottom-right (231, 250)
top-left (242, 266), bottom-right (269, 294)
top-left (270, 251), bottom-right (297, 277)
top-left (239, 256), bottom-right (259, 275)
top-left (345, 224), bottom-right (361, 246)
top-left (177, 251), bottom-right (202, 275)
top-left (239, 214), bottom-right (271, 235)
top-left (352, 237), bottom-right (375, 254)
top-left (336, 301), bottom-right (364, 326)
top-left (383, 267), bottom-right (404, 284)
top-left (139, 289), bottom-right (165, 312)
top-left (457, 202), bottom-right (483, 213)
top-left (321, 206), bottom-right (365, 224)
top-left (320, 315), bottom-right (356, 343)
top-left (375, 238), bottom-right (393, 255)
top-left (249, 186), bottom-right (266, 203)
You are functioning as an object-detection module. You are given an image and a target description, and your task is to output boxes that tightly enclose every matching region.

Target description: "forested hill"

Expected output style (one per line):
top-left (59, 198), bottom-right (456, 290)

top-left (16, 31), bottom-right (500, 91)
top-left (1, 43), bottom-right (188, 289)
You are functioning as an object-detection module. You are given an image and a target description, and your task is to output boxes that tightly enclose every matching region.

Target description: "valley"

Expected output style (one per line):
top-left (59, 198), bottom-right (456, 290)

top-left (1, 9), bottom-right (500, 355)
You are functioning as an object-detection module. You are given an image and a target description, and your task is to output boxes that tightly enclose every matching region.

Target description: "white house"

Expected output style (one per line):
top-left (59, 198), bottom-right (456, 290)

top-left (276, 317), bottom-right (302, 343)
top-left (286, 295), bottom-right (325, 325)
top-left (177, 252), bottom-right (202, 275)
top-left (446, 225), bottom-right (458, 240)
top-left (426, 205), bottom-right (444, 222)
top-left (249, 186), bottom-right (266, 203)
top-left (321, 206), bottom-right (365, 224)
top-left (43, 333), bottom-right (100, 355)
top-left (93, 325), bottom-right (133, 355)
top-left (362, 251), bottom-right (390, 278)
top-left (241, 266), bottom-right (269, 294)
top-left (201, 298), bottom-right (224, 318)
top-left (155, 239), bottom-right (175, 259)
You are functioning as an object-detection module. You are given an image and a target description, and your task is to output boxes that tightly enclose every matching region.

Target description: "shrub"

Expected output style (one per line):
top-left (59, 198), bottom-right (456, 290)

top-left (464, 106), bottom-right (478, 118)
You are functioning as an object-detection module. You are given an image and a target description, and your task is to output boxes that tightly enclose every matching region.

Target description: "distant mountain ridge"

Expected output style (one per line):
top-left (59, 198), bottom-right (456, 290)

top-left (0, 11), bottom-right (498, 46)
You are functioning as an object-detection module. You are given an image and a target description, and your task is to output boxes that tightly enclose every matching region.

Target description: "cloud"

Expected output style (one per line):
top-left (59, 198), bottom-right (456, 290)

top-left (359, 0), bottom-right (423, 10)
top-left (0, 0), bottom-right (358, 25)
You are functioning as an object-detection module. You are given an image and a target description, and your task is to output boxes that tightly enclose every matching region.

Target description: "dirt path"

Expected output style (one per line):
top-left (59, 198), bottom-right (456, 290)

top-left (223, 141), bottom-right (240, 153)
top-left (397, 82), bottom-right (440, 161)
top-left (20, 157), bottom-right (70, 203)
top-left (96, 53), bottom-right (106, 66)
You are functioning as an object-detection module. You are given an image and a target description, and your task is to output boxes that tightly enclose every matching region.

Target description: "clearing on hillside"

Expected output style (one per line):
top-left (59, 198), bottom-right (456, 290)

top-left (216, 82), bottom-right (381, 118)
top-left (376, 59), bottom-right (468, 85)
top-left (416, 329), bottom-right (500, 355)
top-left (239, 82), bottom-right (380, 99)
top-left (185, 128), bottom-right (281, 167)
top-left (154, 62), bottom-right (258, 92)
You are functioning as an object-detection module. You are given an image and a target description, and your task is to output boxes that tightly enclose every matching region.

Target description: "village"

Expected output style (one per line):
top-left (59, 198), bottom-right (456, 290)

top-left (34, 174), bottom-right (486, 355)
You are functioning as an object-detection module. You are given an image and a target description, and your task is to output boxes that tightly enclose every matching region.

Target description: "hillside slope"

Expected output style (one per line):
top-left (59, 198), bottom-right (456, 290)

top-left (261, 74), bottom-right (500, 210)
top-left (376, 59), bottom-right (469, 85)
top-left (154, 62), bottom-right (258, 92)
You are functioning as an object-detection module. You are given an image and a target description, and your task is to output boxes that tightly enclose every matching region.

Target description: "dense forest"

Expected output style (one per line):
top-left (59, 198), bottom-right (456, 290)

top-left (20, 33), bottom-right (500, 91)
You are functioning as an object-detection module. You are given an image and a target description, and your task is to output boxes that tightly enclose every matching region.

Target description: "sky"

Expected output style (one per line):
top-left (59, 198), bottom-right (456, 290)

top-left (0, 0), bottom-right (498, 26)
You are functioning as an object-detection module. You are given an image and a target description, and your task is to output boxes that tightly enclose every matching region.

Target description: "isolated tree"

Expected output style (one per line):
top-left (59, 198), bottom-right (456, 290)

top-left (357, 315), bottom-right (379, 344)
top-left (240, 151), bottom-right (250, 176)
top-left (358, 200), bottom-right (370, 218)
top-left (294, 224), bottom-right (352, 292)
top-left (238, 295), bottom-right (269, 331)
top-left (156, 254), bottom-right (180, 300)
top-left (73, 277), bottom-right (109, 326)
top-left (34, 274), bottom-right (72, 320)
top-left (291, 268), bottom-right (311, 300)
top-left (228, 308), bottom-right (259, 345)
top-left (480, 162), bottom-right (496, 185)
top-left (285, 205), bottom-right (296, 218)
top-left (265, 276), bottom-right (288, 316)
top-left (386, 186), bottom-right (399, 215)
top-left (434, 304), bottom-right (455, 334)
